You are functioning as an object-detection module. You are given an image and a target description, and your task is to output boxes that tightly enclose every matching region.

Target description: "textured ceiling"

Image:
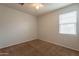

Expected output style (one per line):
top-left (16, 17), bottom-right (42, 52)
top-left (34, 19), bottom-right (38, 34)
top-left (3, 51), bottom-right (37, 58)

top-left (1, 3), bottom-right (72, 16)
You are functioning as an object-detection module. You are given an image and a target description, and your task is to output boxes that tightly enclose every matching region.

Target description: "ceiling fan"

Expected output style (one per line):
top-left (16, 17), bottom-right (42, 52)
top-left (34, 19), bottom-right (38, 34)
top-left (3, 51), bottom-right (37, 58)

top-left (19, 3), bottom-right (45, 10)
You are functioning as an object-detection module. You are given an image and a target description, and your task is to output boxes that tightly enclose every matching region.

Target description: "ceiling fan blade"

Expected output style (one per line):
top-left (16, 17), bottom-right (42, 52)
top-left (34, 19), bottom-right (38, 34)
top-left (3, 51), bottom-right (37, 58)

top-left (19, 3), bottom-right (24, 6)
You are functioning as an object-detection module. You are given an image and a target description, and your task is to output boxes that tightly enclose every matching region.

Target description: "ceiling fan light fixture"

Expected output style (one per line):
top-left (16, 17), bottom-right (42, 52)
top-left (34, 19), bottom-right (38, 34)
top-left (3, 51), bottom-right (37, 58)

top-left (36, 6), bottom-right (40, 10)
top-left (32, 3), bottom-right (44, 10)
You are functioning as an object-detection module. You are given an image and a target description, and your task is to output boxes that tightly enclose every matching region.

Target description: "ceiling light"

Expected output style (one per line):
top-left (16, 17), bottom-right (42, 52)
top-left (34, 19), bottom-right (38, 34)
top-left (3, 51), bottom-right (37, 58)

top-left (32, 3), bottom-right (44, 10)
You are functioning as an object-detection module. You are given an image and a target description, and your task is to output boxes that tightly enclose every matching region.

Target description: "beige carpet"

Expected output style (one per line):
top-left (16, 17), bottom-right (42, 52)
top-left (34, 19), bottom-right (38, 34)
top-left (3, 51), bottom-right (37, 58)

top-left (0, 39), bottom-right (79, 56)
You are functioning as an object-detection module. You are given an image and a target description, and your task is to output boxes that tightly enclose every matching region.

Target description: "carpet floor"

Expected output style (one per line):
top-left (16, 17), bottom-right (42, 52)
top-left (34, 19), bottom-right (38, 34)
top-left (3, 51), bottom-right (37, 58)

top-left (0, 39), bottom-right (79, 56)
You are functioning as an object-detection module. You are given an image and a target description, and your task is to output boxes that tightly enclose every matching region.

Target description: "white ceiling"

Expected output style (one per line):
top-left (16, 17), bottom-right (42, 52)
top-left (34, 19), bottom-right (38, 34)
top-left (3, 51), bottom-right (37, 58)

top-left (1, 3), bottom-right (72, 16)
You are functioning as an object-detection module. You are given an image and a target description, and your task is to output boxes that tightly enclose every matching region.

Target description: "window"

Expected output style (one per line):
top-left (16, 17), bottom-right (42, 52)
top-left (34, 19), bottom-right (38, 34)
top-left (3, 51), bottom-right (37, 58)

top-left (59, 11), bottom-right (77, 34)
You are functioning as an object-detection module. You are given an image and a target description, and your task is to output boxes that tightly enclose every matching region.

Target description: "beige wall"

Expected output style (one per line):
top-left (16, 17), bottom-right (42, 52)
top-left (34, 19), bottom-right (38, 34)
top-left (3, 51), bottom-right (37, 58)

top-left (0, 3), bottom-right (79, 51)
top-left (0, 5), bottom-right (37, 48)
top-left (38, 4), bottom-right (79, 51)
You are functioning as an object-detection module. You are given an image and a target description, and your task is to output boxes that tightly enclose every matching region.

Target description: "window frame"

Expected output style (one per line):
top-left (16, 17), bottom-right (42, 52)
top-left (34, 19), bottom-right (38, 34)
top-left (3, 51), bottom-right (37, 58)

top-left (59, 11), bottom-right (77, 35)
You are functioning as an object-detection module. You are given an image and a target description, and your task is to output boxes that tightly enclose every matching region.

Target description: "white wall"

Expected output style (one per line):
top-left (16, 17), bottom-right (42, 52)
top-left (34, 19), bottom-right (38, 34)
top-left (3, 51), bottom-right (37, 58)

top-left (0, 5), bottom-right (37, 48)
top-left (38, 4), bottom-right (79, 51)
